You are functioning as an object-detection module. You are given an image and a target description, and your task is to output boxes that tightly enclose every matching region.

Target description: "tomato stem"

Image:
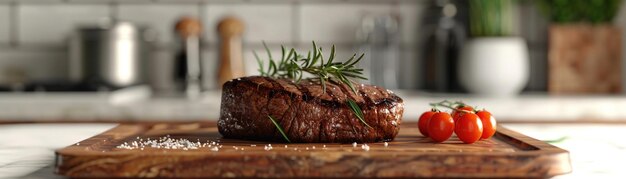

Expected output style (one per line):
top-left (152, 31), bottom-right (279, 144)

top-left (430, 100), bottom-right (473, 114)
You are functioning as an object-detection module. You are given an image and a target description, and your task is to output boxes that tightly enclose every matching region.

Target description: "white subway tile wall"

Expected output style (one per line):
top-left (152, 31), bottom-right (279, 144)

top-left (241, 47), bottom-right (283, 77)
top-left (399, 3), bottom-right (424, 44)
top-left (300, 4), bottom-right (394, 44)
top-left (204, 4), bottom-right (294, 44)
top-left (0, 0), bottom-right (593, 92)
top-left (149, 49), bottom-right (176, 91)
top-left (201, 49), bottom-right (218, 89)
top-left (118, 4), bottom-right (200, 44)
top-left (19, 4), bottom-right (109, 45)
top-left (0, 49), bottom-right (66, 83)
top-left (0, 5), bottom-right (10, 44)
top-left (400, 49), bottom-right (418, 89)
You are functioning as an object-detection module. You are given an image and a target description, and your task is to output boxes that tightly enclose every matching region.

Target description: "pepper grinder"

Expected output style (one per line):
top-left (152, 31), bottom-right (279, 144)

top-left (175, 17), bottom-right (203, 98)
top-left (217, 17), bottom-right (245, 87)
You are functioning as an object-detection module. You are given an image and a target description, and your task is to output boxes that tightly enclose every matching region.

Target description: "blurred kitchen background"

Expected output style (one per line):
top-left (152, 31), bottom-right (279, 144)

top-left (0, 0), bottom-right (625, 121)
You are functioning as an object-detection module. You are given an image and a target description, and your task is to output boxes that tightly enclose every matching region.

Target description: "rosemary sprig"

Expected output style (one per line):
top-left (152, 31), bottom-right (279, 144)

top-left (347, 99), bottom-right (371, 128)
top-left (258, 42), bottom-right (371, 130)
top-left (267, 115), bottom-right (291, 143)
top-left (255, 41), bottom-right (367, 94)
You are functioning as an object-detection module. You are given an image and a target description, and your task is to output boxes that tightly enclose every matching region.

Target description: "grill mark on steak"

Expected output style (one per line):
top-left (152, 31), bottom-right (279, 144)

top-left (271, 78), bottom-right (308, 142)
top-left (258, 77), bottom-right (276, 140)
top-left (250, 77), bottom-right (281, 140)
top-left (281, 79), bottom-right (303, 141)
top-left (277, 92), bottom-right (296, 141)
top-left (290, 80), bottom-right (313, 141)
top-left (371, 86), bottom-right (390, 140)
top-left (320, 81), bottom-right (345, 142)
top-left (357, 88), bottom-right (382, 141)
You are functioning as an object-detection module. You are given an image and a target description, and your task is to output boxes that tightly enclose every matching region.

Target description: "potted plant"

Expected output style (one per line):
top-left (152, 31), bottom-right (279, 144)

top-left (458, 0), bottom-right (529, 96)
top-left (539, 0), bottom-right (623, 94)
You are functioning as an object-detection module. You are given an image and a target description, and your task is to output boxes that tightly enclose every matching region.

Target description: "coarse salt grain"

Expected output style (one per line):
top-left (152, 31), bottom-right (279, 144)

top-left (116, 136), bottom-right (221, 151)
top-left (352, 142), bottom-right (357, 147)
top-left (362, 144), bottom-right (370, 151)
top-left (384, 142), bottom-right (389, 147)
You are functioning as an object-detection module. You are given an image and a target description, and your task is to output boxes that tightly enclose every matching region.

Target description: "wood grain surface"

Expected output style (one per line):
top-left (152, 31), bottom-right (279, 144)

top-left (548, 24), bottom-right (622, 94)
top-left (55, 122), bottom-right (571, 178)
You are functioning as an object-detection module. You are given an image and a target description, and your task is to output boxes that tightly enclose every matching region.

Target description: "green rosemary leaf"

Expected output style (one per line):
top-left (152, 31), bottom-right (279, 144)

top-left (281, 45), bottom-right (286, 62)
top-left (347, 53), bottom-right (365, 67)
top-left (347, 99), bottom-right (371, 128)
top-left (253, 51), bottom-right (265, 76)
top-left (255, 41), bottom-right (367, 94)
top-left (306, 51), bottom-right (311, 67)
top-left (297, 70), bottom-right (303, 82)
top-left (320, 76), bottom-right (327, 92)
top-left (327, 45), bottom-right (335, 67)
top-left (341, 75), bottom-right (358, 95)
top-left (286, 48), bottom-right (295, 63)
top-left (343, 73), bottom-right (368, 80)
top-left (543, 136), bottom-right (569, 144)
top-left (267, 115), bottom-right (291, 143)
top-left (263, 41), bottom-right (273, 61)
top-left (269, 60), bottom-right (278, 76)
top-left (310, 42), bottom-right (320, 67)
top-left (319, 49), bottom-right (325, 70)
top-left (344, 53), bottom-right (357, 66)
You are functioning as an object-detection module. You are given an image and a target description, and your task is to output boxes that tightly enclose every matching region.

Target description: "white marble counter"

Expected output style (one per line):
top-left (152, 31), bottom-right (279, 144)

top-left (1, 123), bottom-right (624, 178)
top-left (505, 124), bottom-right (626, 179)
top-left (1, 90), bottom-right (626, 121)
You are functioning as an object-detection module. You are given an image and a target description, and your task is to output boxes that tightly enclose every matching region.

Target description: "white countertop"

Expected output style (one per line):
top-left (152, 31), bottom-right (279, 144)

top-left (0, 123), bottom-right (624, 178)
top-left (1, 90), bottom-right (626, 121)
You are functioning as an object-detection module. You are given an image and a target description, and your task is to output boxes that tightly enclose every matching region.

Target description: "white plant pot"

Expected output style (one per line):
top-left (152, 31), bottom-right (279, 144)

top-left (458, 37), bottom-right (529, 96)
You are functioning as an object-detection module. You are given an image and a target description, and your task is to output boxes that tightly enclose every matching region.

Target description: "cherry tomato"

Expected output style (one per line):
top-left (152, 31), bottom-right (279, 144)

top-left (476, 110), bottom-right (497, 139)
top-left (451, 106), bottom-right (474, 122)
top-left (418, 110), bottom-right (436, 137)
top-left (455, 113), bottom-right (483, 144)
top-left (427, 112), bottom-right (454, 143)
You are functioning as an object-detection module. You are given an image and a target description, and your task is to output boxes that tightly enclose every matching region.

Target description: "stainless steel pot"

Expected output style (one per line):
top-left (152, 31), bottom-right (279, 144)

top-left (69, 21), bottom-right (154, 88)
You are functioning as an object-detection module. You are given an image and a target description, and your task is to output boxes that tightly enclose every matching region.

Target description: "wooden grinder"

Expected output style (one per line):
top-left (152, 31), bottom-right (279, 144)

top-left (217, 17), bottom-right (245, 87)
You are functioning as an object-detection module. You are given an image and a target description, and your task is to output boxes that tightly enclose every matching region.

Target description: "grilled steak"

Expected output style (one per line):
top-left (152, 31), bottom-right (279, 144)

top-left (218, 76), bottom-right (404, 143)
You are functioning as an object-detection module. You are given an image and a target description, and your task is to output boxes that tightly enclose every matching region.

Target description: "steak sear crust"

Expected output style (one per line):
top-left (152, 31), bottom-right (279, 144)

top-left (218, 76), bottom-right (404, 143)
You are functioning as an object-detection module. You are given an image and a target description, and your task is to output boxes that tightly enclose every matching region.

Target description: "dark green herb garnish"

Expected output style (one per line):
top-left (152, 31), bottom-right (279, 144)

top-left (258, 42), bottom-right (371, 129)
top-left (254, 41), bottom-right (367, 94)
top-left (543, 136), bottom-right (569, 144)
top-left (347, 99), bottom-right (371, 128)
top-left (267, 115), bottom-right (291, 143)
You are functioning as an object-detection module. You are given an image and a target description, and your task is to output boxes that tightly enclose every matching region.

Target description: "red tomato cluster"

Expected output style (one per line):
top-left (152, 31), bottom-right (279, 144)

top-left (418, 104), bottom-right (497, 144)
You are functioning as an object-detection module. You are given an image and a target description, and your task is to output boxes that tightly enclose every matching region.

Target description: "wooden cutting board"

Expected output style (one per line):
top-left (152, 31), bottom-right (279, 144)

top-left (55, 122), bottom-right (571, 178)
